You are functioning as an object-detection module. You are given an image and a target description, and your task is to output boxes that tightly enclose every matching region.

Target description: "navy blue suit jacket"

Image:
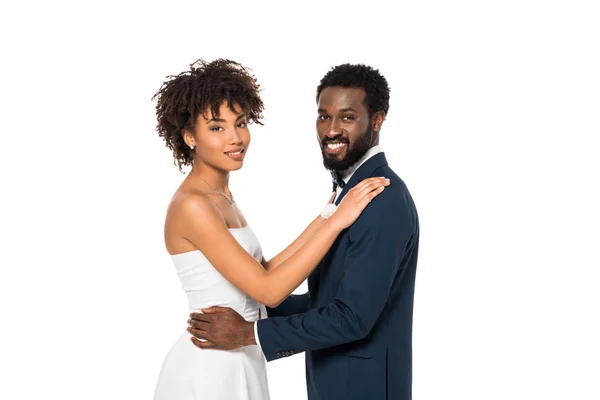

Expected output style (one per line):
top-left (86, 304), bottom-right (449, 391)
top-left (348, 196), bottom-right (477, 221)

top-left (257, 153), bottom-right (419, 400)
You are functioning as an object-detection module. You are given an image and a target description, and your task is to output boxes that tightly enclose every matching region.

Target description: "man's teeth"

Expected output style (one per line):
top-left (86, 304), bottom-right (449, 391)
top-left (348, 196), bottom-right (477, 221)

top-left (327, 143), bottom-right (347, 149)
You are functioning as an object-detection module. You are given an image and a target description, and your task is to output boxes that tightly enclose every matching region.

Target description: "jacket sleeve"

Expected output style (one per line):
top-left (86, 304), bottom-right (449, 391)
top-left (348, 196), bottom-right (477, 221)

top-left (256, 189), bottom-right (417, 361)
top-left (265, 293), bottom-right (309, 317)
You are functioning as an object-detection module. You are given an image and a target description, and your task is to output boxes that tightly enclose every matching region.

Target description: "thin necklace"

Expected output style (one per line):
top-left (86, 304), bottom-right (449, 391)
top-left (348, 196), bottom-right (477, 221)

top-left (199, 178), bottom-right (235, 205)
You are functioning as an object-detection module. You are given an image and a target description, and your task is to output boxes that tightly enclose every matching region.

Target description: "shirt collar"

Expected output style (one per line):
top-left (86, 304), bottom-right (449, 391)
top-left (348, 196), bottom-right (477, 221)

top-left (340, 145), bottom-right (382, 183)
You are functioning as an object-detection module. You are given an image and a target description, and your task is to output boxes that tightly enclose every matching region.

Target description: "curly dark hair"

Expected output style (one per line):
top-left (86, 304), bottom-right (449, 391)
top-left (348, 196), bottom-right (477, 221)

top-left (316, 63), bottom-right (390, 116)
top-left (152, 58), bottom-right (264, 171)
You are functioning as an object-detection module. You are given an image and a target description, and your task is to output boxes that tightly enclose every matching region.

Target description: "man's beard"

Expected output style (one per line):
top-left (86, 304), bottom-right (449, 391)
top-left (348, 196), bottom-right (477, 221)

top-left (321, 121), bottom-right (373, 172)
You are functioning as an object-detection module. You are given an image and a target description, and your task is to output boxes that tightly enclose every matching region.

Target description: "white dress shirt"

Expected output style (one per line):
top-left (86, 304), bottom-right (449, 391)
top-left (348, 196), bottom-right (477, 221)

top-left (253, 145), bottom-right (383, 353)
top-left (333, 145), bottom-right (382, 202)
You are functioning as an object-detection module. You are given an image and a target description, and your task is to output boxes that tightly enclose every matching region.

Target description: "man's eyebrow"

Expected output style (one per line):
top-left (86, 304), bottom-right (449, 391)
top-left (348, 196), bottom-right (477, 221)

top-left (317, 107), bottom-right (358, 114)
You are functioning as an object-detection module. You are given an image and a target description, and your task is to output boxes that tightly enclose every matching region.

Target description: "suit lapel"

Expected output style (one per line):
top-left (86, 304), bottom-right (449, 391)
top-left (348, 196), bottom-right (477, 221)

top-left (334, 153), bottom-right (389, 206)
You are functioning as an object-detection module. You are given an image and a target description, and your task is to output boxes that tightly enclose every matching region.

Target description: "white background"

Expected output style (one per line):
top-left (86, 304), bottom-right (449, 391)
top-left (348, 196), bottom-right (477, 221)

top-left (1, 1), bottom-right (599, 399)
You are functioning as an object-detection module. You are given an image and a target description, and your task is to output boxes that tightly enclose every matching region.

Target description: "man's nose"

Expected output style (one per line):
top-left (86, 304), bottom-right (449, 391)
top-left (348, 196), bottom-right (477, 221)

top-left (325, 118), bottom-right (342, 137)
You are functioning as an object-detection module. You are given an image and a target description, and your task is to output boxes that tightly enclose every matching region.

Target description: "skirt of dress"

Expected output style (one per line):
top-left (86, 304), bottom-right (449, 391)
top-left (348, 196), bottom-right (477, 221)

top-left (153, 331), bottom-right (270, 400)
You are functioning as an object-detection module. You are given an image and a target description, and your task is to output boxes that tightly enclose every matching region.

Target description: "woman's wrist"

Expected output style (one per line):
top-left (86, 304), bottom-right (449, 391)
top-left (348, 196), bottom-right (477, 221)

top-left (320, 203), bottom-right (338, 220)
top-left (323, 213), bottom-right (344, 233)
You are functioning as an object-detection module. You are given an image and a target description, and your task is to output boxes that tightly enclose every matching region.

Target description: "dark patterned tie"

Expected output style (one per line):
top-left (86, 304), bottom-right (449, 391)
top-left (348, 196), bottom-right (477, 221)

top-left (331, 170), bottom-right (346, 192)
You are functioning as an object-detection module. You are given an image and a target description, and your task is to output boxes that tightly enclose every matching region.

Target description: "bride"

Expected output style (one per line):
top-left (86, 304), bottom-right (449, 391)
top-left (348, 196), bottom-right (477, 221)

top-left (151, 58), bottom-right (389, 400)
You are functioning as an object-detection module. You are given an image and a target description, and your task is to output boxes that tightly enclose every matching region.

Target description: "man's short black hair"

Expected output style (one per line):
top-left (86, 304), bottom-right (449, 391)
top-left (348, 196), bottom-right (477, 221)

top-left (316, 63), bottom-right (390, 116)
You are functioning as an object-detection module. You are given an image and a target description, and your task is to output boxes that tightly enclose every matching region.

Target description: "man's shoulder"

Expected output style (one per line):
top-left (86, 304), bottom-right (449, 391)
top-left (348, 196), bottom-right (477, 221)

top-left (371, 165), bottom-right (413, 202)
top-left (349, 165), bottom-right (418, 231)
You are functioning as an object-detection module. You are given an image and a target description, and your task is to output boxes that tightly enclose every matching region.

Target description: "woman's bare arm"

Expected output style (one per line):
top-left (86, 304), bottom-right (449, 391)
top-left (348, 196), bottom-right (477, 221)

top-left (262, 193), bottom-right (338, 271)
top-left (262, 215), bottom-right (326, 271)
top-left (175, 177), bottom-right (388, 308)
top-left (176, 195), bottom-right (341, 308)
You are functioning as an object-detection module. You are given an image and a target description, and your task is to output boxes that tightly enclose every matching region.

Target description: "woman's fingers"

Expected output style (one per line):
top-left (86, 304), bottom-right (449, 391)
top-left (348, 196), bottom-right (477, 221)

top-left (352, 177), bottom-right (390, 198)
top-left (360, 185), bottom-right (385, 206)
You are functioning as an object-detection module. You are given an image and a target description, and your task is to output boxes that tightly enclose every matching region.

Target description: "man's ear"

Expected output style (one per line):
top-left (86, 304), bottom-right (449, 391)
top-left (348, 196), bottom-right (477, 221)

top-left (372, 110), bottom-right (386, 133)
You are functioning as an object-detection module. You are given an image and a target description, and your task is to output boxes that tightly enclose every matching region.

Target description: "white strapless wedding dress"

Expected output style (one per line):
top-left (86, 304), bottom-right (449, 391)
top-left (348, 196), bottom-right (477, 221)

top-left (153, 226), bottom-right (270, 400)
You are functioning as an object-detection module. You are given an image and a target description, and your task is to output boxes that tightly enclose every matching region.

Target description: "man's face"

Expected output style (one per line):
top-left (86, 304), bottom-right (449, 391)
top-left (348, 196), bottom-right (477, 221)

top-left (316, 86), bottom-right (374, 171)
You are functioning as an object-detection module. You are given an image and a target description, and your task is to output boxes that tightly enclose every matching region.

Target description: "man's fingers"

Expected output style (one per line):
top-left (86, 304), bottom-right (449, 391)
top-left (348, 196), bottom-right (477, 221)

top-left (189, 312), bottom-right (223, 325)
top-left (190, 305), bottom-right (227, 320)
top-left (188, 318), bottom-right (211, 330)
top-left (188, 327), bottom-right (211, 341)
top-left (189, 313), bottom-right (213, 323)
top-left (200, 306), bottom-right (231, 314)
top-left (190, 337), bottom-right (215, 349)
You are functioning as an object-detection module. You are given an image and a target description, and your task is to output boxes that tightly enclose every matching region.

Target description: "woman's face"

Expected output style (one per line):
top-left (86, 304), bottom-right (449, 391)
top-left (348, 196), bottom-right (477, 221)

top-left (185, 102), bottom-right (251, 172)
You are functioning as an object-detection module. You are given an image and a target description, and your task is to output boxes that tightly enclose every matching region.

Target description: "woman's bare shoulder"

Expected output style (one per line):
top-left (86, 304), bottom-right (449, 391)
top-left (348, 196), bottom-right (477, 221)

top-left (166, 187), bottom-right (224, 227)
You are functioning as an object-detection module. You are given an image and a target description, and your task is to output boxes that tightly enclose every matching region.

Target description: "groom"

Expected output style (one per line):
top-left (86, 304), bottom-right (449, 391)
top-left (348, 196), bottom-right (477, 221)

top-left (188, 63), bottom-right (419, 400)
